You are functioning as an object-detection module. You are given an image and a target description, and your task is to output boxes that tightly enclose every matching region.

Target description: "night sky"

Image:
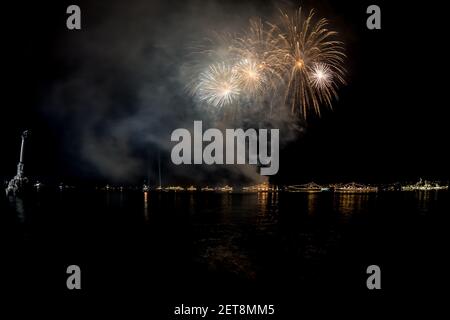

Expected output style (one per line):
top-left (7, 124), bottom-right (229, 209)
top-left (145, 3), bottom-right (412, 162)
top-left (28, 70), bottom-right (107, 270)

top-left (1, 0), bottom-right (448, 185)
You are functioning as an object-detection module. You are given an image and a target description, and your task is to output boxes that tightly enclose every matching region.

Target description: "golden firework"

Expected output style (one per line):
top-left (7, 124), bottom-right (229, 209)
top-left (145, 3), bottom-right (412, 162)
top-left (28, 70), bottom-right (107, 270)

top-left (276, 8), bottom-right (346, 117)
top-left (186, 7), bottom-right (346, 119)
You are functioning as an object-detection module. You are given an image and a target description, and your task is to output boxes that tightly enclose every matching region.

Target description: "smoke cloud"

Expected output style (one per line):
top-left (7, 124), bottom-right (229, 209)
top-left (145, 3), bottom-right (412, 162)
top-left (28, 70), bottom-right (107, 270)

top-left (45, 0), bottom-right (301, 185)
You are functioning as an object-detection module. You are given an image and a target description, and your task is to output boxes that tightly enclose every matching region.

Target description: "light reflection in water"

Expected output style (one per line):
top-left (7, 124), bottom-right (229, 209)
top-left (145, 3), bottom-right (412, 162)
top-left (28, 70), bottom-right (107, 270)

top-left (334, 193), bottom-right (371, 217)
top-left (307, 193), bottom-right (320, 216)
top-left (415, 190), bottom-right (439, 213)
top-left (257, 192), bottom-right (268, 210)
top-left (256, 192), bottom-right (279, 229)
top-left (221, 193), bottom-right (232, 213)
top-left (8, 196), bottom-right (26, 223)
top-left (144, 191), bottom-right (149, 221)
top-left (189, 194), bottom-right (195, 214)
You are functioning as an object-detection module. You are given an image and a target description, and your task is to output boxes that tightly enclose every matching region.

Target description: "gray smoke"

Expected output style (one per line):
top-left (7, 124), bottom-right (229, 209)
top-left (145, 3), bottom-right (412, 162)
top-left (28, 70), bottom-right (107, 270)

top-left (45, 0), bottom-right (301, 185)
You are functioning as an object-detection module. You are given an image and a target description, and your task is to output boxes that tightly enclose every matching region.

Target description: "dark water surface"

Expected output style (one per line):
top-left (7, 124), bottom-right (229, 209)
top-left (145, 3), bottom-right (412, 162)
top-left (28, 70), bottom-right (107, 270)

top-left (2, 190), bottom-right (448, 314)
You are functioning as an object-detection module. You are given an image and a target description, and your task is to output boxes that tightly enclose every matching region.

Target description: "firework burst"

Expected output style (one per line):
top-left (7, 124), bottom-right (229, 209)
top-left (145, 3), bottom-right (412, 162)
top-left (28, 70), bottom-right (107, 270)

top-left (186, 7), bottom-right (346, 119)
top-left (276, 8), bottom-right (346, 117)
top-left (193, 63), bottom-right (240, 108)
top-left (231, 19), bottom-right (287, 97)
top-left (310, 63), bottom-right (332, 89)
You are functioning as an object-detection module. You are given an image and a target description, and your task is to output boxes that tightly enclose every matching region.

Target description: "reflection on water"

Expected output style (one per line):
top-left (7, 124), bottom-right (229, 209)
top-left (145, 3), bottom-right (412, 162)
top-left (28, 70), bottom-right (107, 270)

top-left (415, 190), bottom-right (440, 213)
top-left (5, 189), bottom-right (448, 287)
top-left (333, 193), bottom-right (372, 217)
top-left (143, 191), bottom-right (149, 221)
top-left (256, 192), bottom-right (278, 230)
top-left (8, 195), bottom-right (26, 223)
top-left (307, 193), bottom-right (321, 216)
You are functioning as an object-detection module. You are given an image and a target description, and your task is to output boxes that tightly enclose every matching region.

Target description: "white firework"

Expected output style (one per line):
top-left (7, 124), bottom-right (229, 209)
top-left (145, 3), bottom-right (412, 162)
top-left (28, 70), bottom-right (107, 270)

top-left (233, 58), bottom-right (266, 94)
top-left (310, 63), bottom-right (333, 89)
top-left (194, 63), bottom-right (240, 108)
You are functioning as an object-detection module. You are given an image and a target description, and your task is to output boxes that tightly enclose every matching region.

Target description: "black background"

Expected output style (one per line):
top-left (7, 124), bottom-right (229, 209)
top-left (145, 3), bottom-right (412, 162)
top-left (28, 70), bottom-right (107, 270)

top-left (1, 0), bottom-right (448, 316)
top-left (1, 0), bottom-right (448, 185)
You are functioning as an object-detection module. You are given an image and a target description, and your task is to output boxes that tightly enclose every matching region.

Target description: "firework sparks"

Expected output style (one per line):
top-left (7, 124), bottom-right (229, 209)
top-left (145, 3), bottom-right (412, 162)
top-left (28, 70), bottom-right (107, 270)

top-left (231, 19), bottom-right (286, 96)
top-left (186, 7), bottom-right (346, 118)
top-left (193, 63), bottom-right (240, 108)
top-left (233, 58), bottom-right (265, 94)
top-left (276, 8), bottom-right (346, 117)
top-left (310, 63), bottom-right (332, 89)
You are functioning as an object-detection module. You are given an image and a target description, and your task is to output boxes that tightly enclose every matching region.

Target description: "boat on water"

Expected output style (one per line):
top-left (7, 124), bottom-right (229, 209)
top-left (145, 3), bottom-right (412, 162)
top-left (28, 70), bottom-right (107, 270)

top-left (33, 181), bottom-right (43, 191)
top-left (334, 182), bottom-right (378, 193)
top-left (242, 181), bottom-right (277, 192)
top-left (285, 182), bottom-right (324, 193)
top-left (216, 185), bottom-right (233, 193)
top-left (402, 178), bottom-right (448, 191)
top-left (165, 186), bottom-right (185, 192)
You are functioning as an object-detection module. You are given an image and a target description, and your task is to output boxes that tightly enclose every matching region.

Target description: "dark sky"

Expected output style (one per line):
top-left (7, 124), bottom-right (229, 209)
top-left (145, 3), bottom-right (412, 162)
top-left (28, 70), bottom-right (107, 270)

top-left (1, 0), bottom-right (448, 185)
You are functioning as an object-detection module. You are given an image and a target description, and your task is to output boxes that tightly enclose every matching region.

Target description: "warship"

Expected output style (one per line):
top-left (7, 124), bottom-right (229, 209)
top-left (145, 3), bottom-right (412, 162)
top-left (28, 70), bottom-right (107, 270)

top-left (285, 182), bottom-right (324, 193)
top-left (401, 178), bottom-right (448, 191)
top-left (334, 182), bottom-right (378, 193)
top-left (242, 181), bottom-right (277, 192)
